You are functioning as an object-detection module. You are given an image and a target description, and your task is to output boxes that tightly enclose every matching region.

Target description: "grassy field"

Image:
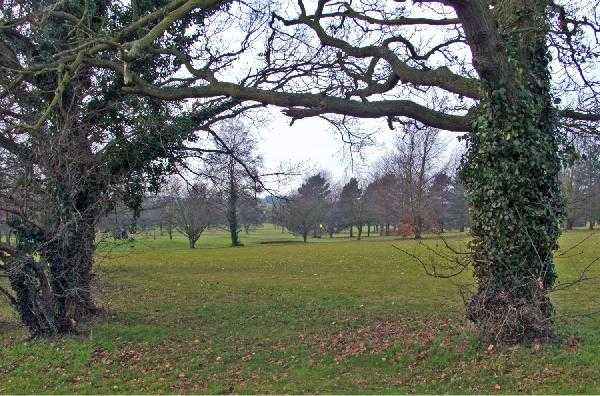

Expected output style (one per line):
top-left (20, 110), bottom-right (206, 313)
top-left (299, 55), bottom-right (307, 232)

top-left (1, 225), bottom-right (600, 394)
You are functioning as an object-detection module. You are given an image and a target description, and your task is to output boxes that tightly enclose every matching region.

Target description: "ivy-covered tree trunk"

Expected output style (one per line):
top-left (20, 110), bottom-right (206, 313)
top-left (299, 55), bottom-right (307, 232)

top-left (33, 177), bottom-right (101, 335)
top-left (459, 0), bottom-right (564, 342)
top-left (4, 148), bottom-right (103, 337)
top-left (6, 209), bottom-right (99, 337)
top-left (45, 216), bottom-right (99, 333)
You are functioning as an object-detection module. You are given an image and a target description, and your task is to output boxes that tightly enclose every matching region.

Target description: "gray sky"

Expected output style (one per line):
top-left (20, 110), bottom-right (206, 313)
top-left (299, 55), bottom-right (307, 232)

top-left (256, 108), bottom-right (463, 191)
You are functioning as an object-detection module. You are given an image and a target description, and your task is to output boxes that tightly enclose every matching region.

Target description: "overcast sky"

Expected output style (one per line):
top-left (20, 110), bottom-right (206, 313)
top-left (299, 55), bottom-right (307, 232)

top-left (255, 108), bottom-right (463, 192)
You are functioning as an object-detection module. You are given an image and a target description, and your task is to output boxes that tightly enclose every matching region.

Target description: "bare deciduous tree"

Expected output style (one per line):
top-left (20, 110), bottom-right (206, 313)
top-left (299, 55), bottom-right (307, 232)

top-left (173, 183), bottom-right (215, 249)
top-left (385, 123), bottom-right (446, 239)
top-left (202, 120), bottom-right (263, 246)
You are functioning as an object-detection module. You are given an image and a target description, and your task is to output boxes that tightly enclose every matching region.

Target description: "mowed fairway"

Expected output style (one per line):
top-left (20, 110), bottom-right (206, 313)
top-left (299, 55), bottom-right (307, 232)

top-left (1, 226), bottom-right (600, 394)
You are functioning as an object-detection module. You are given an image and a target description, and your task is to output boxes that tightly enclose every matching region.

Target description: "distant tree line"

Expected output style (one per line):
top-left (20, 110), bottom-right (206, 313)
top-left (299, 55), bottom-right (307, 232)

top-left (3, 131), bottom-right (598, 251)
top-left (270, 130), bottom-right (600, 242)
top-left (561, 137), bottom-right (600, 230)
top-left (271, 125), bottom-right (469, 242)
top-left (64, 130), bottom-right (600, 248)
top-left (94, 120), bottom-right (267, 249)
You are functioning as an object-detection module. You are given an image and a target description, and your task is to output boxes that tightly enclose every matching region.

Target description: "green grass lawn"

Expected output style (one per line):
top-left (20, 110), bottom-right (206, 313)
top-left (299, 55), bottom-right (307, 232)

top-left (1, 225), bottom-right (600, 394)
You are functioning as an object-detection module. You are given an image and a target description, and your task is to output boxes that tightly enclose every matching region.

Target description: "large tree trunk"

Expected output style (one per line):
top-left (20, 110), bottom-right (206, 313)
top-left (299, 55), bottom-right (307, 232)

top-left (42, 173), bottom-right (102, 334)
top-left (45, 217), bottom-right (98, 333)
top-left (457, 0), bottom-right (562, 342)
top-left (6, 197), bottom-right (100, 337)
top-left (8, 143), bottom-right (104, 337)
